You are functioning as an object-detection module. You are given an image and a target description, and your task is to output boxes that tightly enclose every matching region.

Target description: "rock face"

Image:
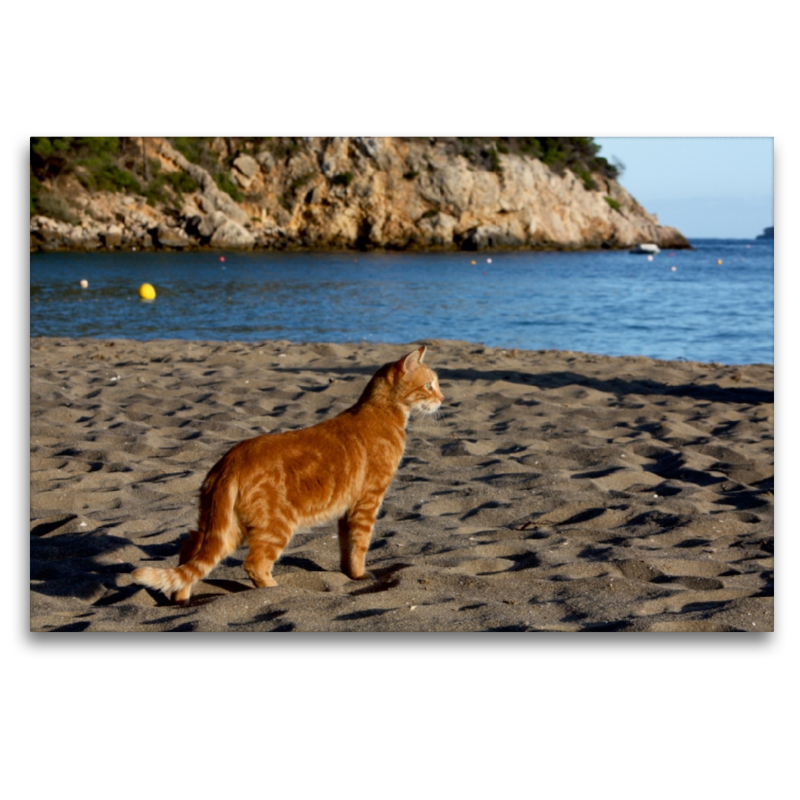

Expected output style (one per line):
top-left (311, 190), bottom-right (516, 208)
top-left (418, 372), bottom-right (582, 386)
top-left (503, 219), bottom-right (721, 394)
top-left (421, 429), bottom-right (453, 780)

top-left (154, 223), bottom-right (190, 249)
top-left (30, 137), bottom-right (691, 252)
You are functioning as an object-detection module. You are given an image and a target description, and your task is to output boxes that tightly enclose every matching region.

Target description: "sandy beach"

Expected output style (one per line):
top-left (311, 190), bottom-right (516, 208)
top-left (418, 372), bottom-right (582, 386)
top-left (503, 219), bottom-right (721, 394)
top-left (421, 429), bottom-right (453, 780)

top-left (30, 337), bottom-right (773, 632)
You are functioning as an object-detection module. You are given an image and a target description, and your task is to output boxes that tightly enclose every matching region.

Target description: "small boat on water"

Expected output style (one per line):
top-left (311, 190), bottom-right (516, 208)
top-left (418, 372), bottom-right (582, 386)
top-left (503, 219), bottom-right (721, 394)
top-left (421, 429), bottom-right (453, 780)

top-left (629, 243), bottom-right (660, 255)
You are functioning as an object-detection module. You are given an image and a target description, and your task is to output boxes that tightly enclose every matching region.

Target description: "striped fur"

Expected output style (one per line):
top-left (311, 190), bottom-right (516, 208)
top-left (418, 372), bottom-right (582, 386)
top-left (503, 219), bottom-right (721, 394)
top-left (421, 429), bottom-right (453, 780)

top-left (132, 346), bottom-right (443, 603)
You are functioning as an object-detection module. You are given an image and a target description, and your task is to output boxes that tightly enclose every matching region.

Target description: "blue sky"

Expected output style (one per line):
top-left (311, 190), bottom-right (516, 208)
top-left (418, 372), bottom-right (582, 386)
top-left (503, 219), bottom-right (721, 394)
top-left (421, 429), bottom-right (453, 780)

top-left (593, 137), bottom-right (773, 240)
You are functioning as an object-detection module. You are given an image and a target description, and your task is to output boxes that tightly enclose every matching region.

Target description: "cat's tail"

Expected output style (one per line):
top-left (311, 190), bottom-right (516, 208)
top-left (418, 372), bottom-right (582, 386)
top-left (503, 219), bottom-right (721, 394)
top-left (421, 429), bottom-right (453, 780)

top-left (132, 471), bottom-right (240, 603)
top-left (131, 559), bottom-right (204, 601)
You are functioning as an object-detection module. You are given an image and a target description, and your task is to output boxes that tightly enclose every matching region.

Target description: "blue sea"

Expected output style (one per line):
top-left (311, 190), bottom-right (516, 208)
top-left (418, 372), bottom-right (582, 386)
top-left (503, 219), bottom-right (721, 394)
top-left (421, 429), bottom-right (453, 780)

top-left (29, 239), bottom-right (774, 365)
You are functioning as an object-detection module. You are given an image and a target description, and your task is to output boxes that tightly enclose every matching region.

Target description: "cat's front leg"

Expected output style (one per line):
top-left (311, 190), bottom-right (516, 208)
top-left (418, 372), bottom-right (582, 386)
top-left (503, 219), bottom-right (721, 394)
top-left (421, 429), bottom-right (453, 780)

top-left (338, 498), bottom-right (382, 580)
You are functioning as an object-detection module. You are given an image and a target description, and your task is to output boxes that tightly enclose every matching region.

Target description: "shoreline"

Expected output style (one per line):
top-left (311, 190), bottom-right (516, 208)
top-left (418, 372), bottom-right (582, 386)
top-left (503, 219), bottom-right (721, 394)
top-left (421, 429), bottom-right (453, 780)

top-left (30, 335), bottom-right (774, 370)
top-left (30, 240), bottom-right (695, 254)
top-left (30, 336), bottom-right (774, 631)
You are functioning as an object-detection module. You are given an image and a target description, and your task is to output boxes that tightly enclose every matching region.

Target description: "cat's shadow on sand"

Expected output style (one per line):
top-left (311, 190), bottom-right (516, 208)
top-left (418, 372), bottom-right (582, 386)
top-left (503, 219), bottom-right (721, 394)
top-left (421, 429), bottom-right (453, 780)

top-left (275, 365), bottom-right (772, 407)
top-left (30, 525), bottom-right (253, 610)
top-left (30, 521), bottom-right (408, 611)
top-left (31, 525), bottom-right (148, 605)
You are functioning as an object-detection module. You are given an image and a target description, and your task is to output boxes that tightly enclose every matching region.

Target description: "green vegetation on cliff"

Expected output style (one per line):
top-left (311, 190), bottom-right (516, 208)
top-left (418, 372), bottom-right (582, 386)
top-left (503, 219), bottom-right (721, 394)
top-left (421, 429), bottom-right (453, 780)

top-left (444, 136), bottom-right (621, 187)
top-left (31, 136), bottom-right (223, 213)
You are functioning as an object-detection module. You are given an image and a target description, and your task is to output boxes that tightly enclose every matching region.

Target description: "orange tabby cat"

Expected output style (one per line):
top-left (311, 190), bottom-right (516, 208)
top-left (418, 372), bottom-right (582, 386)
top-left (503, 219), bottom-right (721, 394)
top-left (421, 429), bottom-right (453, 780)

top-left (132, 345), bottom-right (443, 603)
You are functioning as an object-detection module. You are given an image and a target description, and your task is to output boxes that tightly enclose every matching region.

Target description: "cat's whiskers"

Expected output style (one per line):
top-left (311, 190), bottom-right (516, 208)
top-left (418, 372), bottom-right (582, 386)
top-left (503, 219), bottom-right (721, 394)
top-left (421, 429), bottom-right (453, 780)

top-left (410, 404), bottom-right (444, 434)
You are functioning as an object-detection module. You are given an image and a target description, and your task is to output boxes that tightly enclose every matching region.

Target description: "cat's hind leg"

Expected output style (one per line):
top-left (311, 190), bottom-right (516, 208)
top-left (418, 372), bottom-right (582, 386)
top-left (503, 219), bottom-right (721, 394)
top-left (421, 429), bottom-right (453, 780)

top-left (178, 530), bottom-right (203, 565)
top-left (172, 528), bottom-right (239, 604)
top-left (243, 519), bottom-right (295, 588)
top-left (172, 530), bottom-right (204, 603)
top-left (134, 523), bottom-right (240, 605)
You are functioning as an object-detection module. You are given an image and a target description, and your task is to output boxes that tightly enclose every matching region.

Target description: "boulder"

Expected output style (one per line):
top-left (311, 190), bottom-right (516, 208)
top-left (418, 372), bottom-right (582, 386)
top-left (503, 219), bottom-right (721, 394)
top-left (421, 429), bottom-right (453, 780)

top-left (196, 194), bottom-right (217, 215)
top-left (457, 224), bottom-right (521, 250)
top-left (354, 137), bottom-right (381, 161)
top-left (197, 211), bottom-right (228, 239)
top-left (233, 171), bottom-right (251, 189)
top-left (101, 228), bottom-right (123, 248)
top-left (437, 164), bottom-right (473, 214)
top-left (155, 224), bottom-right (191, 249)
top-left (209, 220), bottom-right (255, 249)
top-left (233, 154), bottom-right (259, 179)
top-left (417, 212), bottom-right (458, 246)
top-left (255, 150), bottom-right (275, 171)
top-left (31, 228), bottom-right (63, 251)
top-left (67, 227), bottom-right (101, 250)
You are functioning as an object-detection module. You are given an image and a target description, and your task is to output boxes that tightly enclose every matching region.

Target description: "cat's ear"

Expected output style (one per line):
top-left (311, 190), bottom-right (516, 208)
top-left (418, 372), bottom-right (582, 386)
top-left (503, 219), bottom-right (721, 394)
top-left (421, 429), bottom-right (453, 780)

top-left (398, 345), bottom-right (427, 374)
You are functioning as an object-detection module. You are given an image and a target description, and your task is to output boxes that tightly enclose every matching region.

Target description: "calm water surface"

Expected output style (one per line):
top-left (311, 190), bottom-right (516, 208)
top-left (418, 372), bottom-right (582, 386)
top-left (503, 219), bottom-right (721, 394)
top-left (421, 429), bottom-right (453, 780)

top-left (30, 239), bottom-right (773, 364)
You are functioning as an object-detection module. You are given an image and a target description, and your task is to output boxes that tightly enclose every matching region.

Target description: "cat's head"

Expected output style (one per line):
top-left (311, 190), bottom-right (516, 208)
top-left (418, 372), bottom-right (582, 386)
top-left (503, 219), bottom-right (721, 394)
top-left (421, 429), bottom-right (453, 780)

top-left (393, 345), bottom-right (444, 415)
top-left (359, 346), bottom-right (444, 415)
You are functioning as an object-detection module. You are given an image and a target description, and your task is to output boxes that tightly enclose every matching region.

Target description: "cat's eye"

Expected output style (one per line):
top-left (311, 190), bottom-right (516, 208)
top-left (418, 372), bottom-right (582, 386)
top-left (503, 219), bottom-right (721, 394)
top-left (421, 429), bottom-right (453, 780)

top-left (425, 383), bottom-right (432, 390)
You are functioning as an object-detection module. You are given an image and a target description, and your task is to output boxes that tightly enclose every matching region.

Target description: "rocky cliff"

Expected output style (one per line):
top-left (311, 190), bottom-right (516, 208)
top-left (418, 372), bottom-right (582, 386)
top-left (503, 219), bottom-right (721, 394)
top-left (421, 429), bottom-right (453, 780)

top-left (30, 137), bottom-right (690, 252)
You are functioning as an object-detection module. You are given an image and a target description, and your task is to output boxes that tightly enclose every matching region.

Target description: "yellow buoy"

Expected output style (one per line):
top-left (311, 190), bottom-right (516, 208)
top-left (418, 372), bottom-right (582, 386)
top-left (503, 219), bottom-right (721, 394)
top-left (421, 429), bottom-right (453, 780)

top-left (138, 283), bottom-right (156, 300)
top-left (717, 259), bottom-right (723, 265)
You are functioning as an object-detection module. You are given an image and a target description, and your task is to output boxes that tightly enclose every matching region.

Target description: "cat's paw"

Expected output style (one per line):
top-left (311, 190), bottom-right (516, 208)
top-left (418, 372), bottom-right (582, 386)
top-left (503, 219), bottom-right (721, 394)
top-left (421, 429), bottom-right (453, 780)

top-left (250, 575), bottom-right (278, 588)
top-left (351, 570), bottom-right (377, 581)
top-left (173, 587), bottom-right (192, 605)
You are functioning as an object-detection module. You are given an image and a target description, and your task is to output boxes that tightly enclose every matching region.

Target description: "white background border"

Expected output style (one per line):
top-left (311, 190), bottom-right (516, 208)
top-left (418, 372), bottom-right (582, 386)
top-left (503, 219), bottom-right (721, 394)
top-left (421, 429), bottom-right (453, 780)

top-left (9, 3), bottom-right (794, 797)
